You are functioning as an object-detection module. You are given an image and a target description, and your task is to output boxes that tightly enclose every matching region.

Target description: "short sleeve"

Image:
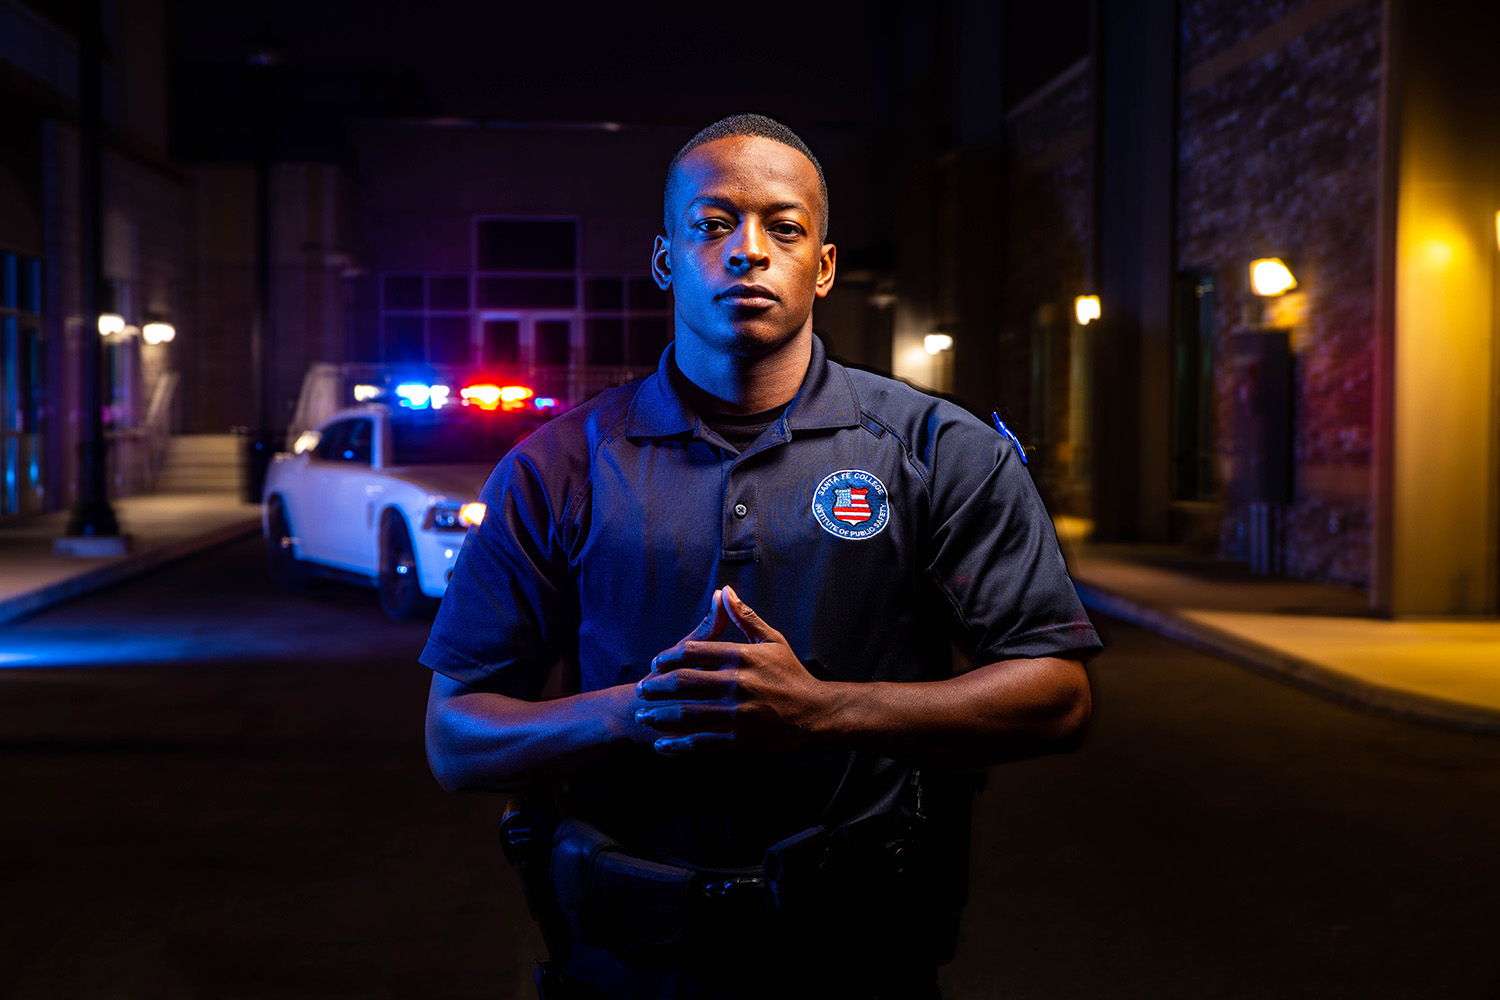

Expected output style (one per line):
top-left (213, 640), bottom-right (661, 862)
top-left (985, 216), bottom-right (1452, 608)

top-left (419, 449), bottom-right (579, 697)
top-left (921, 408), bottom-right (1101, 663)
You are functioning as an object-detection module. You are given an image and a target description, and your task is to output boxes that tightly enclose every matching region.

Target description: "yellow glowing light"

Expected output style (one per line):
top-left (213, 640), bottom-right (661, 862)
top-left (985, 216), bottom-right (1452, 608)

top-left (499, 385), bottom-right (534, 411)
top-left (459, 501), bottom-right (486, 527)
top-left (461, 384), bottom-right (503, 410)
top-left (293, 430), bottom-right (322, 454)
top-left (1494, 210), bottom-right (1499, 252)
top-left (1074, 295), bottom-right (1101, 325)
top-left (924, 334), bottom-right (953, 355)
top-left (353, 384), bottom-right (381, 402)
top-left (1420, 239), bottom-right (1455, 268)
top-left (1250, 258), bottom-right (1297, 296)
top-left (98, 313), bottom-right (125, 336)
top-left (141, 322), bottom-right (176, 344)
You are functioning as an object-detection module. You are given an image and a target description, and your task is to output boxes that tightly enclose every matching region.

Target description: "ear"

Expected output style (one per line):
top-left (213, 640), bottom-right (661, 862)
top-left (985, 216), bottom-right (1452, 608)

top-left (814, 242), bottom-right (837, 299)
top-left (651, 235), bottom-right (672, 290)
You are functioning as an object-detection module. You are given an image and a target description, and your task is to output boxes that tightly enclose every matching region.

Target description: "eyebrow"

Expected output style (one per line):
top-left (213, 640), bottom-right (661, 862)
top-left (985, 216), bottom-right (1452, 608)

top-left (684, 195), bottom-right (811, 218)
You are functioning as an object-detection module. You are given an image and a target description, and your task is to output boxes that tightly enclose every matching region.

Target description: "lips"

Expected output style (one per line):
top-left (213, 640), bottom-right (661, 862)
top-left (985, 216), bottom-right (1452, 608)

top-left (716, 284), bottom-right (779, 307)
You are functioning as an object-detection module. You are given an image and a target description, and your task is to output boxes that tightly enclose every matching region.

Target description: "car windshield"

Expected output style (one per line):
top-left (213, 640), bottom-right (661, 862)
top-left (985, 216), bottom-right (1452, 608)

top-left (388, 410), bottom-right (542, 466)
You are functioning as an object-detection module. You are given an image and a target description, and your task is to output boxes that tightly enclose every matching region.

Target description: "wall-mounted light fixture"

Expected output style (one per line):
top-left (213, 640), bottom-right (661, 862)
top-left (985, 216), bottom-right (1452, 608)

top-left (1074, 295), bottom-right (1101, 325)
top-left (141, 322), bottom-right (176, 344)
top-left (98, 313), bottom-right (125, 336)
top-left (1250, 258), bottom-right (1297, 296)
top-left (924, 333), bottom-right (953, 355)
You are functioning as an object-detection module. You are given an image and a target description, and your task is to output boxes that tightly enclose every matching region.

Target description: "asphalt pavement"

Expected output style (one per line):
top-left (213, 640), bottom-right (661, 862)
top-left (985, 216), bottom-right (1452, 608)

top-left (3, 493), bottom-right (1499, 733)
top-left (2, 535), bottom-right (1497, 998)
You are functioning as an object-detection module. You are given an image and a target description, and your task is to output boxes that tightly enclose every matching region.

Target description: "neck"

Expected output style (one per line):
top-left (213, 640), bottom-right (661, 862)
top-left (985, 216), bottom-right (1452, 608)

top-left (673, 326), bottom-right (813, 415)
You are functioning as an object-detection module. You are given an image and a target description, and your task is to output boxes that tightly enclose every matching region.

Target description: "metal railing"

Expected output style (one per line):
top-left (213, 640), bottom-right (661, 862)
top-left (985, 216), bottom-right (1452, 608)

top-left (106, 369), bottom-right (177, 495)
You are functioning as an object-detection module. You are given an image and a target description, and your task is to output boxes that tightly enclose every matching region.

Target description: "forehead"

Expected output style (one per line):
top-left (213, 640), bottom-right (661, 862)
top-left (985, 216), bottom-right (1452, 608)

top-left (672, 136), bottom-right (821, 214)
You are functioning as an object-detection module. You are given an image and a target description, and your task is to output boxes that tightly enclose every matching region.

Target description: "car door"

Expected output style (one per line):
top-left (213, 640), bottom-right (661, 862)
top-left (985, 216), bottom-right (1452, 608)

top-left (313, 416), bottom-right (382, 572)
top-left (289, 419), bottom-right (351, 564)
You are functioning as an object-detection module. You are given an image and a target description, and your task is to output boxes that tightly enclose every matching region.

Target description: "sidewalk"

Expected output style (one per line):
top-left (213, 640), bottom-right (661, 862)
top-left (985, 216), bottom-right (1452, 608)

top-left (1057, 518), bottom-right (1500, 734)
top-left (0, 493), bottom-right (262, 625)
top-left (3, 494), bottom-right (1498, 734)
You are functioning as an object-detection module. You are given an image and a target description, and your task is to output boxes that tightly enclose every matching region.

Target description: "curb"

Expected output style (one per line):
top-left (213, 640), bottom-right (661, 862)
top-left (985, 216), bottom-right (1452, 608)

top-left (0, 518), bottom-right (262, 625)
top-left (1074, 581), bottom-right (1500, 735)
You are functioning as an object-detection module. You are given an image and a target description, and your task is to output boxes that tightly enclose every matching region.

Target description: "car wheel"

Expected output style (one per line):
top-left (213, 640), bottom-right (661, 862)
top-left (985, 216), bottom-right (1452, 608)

top-left (379, 513), bottom-right (435, 620)
top-left (265, 497), bottom-right (311, 591)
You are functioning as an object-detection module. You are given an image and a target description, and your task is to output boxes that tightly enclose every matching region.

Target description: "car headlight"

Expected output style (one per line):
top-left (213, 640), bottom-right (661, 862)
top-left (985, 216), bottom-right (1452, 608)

top-left (424, 501), bottom-right (486, 531)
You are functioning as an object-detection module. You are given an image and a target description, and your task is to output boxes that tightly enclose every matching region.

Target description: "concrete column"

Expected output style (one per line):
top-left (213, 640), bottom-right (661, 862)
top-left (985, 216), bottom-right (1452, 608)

top-left (1385, 0), bottom-right (1500, 615)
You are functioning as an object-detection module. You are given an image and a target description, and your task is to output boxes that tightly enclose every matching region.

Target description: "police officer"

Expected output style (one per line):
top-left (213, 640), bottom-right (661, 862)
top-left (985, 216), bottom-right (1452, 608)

top-left (423, 114), bottom-right (1102, 999)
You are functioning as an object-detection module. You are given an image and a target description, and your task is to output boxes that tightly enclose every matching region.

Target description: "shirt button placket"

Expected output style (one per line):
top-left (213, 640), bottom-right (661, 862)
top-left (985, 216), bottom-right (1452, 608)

top-left (722, 473), bottom-right (757, 561)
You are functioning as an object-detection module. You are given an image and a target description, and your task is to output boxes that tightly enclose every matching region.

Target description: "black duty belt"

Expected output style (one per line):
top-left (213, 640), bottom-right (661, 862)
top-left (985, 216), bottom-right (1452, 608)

top-left (546, 814), bottom-right (953, 974)
top-left (550, 817), bottom-right (771, 965)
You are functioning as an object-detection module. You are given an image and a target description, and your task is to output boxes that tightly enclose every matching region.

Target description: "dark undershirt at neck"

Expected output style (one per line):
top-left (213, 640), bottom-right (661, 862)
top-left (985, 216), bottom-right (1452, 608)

top-left (701, 403), bottom-right (789, 453)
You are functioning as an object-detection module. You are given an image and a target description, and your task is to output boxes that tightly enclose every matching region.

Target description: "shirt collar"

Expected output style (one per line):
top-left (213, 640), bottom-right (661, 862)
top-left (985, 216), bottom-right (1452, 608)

top-left (626, 335), bottom-right (863, 440)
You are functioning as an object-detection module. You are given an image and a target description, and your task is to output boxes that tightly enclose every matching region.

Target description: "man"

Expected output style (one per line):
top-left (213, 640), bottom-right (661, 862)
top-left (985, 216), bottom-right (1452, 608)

top-left (423, 114), bottom-right (1101, 998)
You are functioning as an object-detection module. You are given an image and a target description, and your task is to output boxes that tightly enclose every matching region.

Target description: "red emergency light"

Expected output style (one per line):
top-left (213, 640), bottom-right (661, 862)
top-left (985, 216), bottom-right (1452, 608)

top-left (461, 383), bottom-right (534, 411)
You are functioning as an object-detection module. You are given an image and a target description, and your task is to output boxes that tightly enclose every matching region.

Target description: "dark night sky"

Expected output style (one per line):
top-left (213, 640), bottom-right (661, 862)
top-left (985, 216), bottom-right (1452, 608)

top-left (163, 0), bottom-right (884, 160)
top-left (158, 0), bottom-right (1089, 161)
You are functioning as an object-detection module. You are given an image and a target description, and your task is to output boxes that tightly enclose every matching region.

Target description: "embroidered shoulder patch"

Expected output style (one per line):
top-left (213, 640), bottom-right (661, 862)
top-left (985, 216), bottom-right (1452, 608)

top-left (812, 469), bottom-right (890, 540)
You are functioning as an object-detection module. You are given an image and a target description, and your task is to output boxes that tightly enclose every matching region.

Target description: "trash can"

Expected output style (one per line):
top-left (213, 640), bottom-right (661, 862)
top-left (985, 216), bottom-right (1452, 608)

top-left (242, 428), bottom-right (283, 504)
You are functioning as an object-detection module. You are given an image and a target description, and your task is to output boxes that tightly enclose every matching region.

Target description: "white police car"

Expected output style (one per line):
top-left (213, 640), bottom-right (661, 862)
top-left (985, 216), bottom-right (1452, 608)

top-left (262, 380), bottom-right (548, 619)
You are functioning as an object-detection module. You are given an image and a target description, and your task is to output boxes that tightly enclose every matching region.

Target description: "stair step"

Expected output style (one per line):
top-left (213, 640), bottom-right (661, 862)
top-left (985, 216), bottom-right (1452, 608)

top-left (155, 434), bottom-right (247, 495)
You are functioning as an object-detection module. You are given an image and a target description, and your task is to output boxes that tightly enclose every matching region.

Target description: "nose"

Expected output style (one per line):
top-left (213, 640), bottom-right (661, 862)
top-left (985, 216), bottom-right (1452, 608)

top-left (726, 221), bottom-right (770, 272)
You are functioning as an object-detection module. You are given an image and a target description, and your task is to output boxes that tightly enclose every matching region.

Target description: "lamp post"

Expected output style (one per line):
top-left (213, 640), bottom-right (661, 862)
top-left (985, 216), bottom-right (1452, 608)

top-left (60, 0), bottom-right (124, 553)
top-left (244, 41), bottom-right (280, 503)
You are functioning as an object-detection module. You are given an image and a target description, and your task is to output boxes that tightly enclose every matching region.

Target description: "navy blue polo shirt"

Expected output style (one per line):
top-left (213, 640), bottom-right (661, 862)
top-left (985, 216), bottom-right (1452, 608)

top-left (422, 335), bottom-right (1100, 866)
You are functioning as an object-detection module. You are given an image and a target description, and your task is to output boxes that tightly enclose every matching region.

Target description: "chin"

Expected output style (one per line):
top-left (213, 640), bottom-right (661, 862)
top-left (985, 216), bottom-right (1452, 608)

top-left (718, 322), bottom-right (806, 358)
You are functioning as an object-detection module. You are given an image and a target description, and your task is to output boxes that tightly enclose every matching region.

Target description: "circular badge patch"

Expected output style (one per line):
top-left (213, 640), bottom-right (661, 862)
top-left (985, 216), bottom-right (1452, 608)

top-left (812, 469), bottom-right (890, 540)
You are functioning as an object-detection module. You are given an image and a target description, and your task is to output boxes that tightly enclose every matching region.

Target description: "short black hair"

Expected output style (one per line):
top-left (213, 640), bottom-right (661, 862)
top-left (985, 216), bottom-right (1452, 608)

top-left (663, 113), bottom-right (829, 241)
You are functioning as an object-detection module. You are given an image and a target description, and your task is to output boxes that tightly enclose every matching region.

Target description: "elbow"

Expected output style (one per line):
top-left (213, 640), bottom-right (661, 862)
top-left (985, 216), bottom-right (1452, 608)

top-left (425, 707), bottom-right (474, 793)
top-left (1042, 660), bottom-right (1092, 752)
top-left (425, 725), bottom-right (460, 793)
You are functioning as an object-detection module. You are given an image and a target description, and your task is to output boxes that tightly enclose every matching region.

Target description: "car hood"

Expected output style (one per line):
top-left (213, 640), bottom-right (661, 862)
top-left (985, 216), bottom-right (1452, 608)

top-left (382, 464), bottom-right (491, 500)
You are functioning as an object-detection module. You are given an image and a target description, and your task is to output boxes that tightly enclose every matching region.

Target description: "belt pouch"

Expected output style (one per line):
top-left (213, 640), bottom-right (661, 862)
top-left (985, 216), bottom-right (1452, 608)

top-left (550, 818), bottom-right (695, 964)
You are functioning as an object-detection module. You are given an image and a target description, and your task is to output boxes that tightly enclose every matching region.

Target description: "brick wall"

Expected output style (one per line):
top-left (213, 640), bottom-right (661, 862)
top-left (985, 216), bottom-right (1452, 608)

top-left (1177, 0), bottom-right (1383, 586)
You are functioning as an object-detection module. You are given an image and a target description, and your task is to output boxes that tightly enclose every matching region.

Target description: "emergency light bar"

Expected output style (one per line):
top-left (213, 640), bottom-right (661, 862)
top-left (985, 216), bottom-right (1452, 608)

top-left (460, 383), bottom-right (535, 411)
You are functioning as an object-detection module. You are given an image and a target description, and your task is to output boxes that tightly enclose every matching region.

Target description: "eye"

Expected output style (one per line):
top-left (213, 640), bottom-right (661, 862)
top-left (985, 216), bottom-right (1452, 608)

top-left (769, 221), bottom-right (804, 239)
top-left (695, 218), bottom-right (733, 234)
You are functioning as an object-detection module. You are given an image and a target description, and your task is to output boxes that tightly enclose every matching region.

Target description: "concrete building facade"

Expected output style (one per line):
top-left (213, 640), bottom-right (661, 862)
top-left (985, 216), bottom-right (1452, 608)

top-left (1, 0), bottom-right (192, 517)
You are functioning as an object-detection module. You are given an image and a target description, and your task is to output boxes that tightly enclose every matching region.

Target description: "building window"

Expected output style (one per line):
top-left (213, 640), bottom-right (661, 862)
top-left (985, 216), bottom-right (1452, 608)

top-left (476, 276), bottom-right (577, 310)
top-left (585, 318), bottom-right (626, 366)
top-left (482, 319), bottom-right (520, 366)
top-left (383, 315), bottom-right (424, 364)
top-left (428, 275), bottom-right (469, 311)
top-left (383, 274), bottom-right (424, 311)
top-left (375, 219), bottom-right (673, 398)
top-left (1172, 272), bottom-right (1216, 500)
top-left (1, 252), bottom-right (45, 516)
top-left (428, 316), bottom-right (471, 365)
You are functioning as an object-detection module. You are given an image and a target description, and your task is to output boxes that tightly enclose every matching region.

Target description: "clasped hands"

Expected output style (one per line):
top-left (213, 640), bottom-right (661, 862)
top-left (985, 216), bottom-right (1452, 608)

top-left (633, 585), bottom-right (828, 755)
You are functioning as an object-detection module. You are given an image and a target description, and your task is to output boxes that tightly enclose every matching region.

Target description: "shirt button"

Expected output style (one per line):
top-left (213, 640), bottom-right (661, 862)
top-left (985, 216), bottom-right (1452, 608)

top-left (733, 503), bottom-right (748, 518)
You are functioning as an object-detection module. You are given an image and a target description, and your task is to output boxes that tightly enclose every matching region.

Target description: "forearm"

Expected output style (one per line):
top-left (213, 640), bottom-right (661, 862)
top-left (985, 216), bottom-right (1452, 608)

top-left (812, 656), bottom-right (1091, 763)
top-left (425, 675), bottom-right (646, 793)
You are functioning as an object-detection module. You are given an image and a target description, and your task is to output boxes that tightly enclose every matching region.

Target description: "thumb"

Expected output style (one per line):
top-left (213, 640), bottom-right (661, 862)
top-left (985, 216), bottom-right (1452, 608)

top-left (720, 585), bottom-right (781, 643)
top-left (679, 588), bottom-right (730, 644)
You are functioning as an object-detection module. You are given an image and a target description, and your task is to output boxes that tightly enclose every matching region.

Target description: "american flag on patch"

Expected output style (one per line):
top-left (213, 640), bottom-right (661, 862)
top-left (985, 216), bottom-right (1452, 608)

top-left (832, 486), bottom-right (871, 525)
